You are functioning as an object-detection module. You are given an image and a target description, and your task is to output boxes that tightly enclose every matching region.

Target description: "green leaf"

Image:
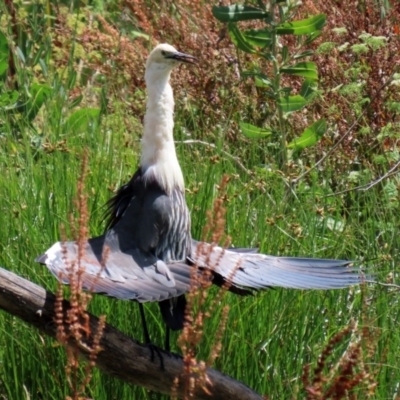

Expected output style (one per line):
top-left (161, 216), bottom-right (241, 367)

top-left (66, 108), bottom-right (101, 133)
top-left (255, 75), bottom-right (273, 88)
top-left (0, 90), bottom-right (19, 108)
top-left (278, 4), bottom-right (285, 20)
top-left (280, 62), bottom-right (318, 80)
top-left (212, 5), bottom-right (269, 22)
top-left (281, 45), bottom-right (289, 63)
top-left (242, 28), bottom-right (272, 48)
top-left (294, 50), bottom-right (314, 60)
top-left (0, 31), bottom-right (9, 78)
top-left (68, 94), bottom-right (83, 109)
top-left (67, 70), bottom-right (77, 90)
top-left (32, 40), bottom-right (50, 67)
top-left (38, 59), bottom-right (48, 76)
top-left (241, 71), bottom-right (273, 88)
top-left (304, 30), bottom-right (322, 45)
top-left (26, 83), bottom-right (52, 121)
top-left (131, 30), bottom-right (150, 40)
top-left (277, 14), bottom-right (326, 35)
top-left (228, 23), bottom-right (258, 54)
top-left (240, 121), bottom-right (272, 139)
top-left (288, 118), bottom-right (327, 150)
top-left (15, 46), bottom-right (26, 64)
top-left (300, 79), bottom-right (317, 99)
top-left (278, 95), bottom-right (307, 112)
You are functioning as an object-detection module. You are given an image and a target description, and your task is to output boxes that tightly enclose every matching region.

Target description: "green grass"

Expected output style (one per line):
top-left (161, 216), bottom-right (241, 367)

top-left (1, 4), bottom-right (400, 398)
top-left (1, 92), bottom-right (399, 399)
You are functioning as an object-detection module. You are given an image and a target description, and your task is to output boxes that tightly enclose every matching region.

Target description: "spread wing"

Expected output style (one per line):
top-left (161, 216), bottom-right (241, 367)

top-left (37, 236), bottom-right (364, 304)
top-left (190, 241), bottom-right (364, 290)
top-left (36, 231), bottom-right (191, 302)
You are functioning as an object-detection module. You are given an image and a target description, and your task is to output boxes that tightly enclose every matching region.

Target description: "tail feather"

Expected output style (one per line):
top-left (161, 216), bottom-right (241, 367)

top-left (158, 294), bottom-right (187, 331)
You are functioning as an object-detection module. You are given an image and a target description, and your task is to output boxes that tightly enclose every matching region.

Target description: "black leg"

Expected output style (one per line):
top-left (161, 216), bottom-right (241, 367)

top-left (138, 303), bottom-right (164, 368)
top-left (165, 327), bottom-right (170, 352)
top-left (139, 303), bottom-right (151, 344)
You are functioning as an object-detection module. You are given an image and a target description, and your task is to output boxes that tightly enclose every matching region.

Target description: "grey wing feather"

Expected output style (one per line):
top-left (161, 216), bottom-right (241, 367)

top-left (36, 233), bottom-right (364, 305)
top-left (191, 242), bottom-right (364, 290)
top-left (36, 232), bottom-right (191, 303)
top-left (191, 239), bottom-right (259, 254)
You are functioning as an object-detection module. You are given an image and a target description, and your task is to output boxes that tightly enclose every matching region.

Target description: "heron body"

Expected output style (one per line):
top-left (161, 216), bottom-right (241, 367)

top-left (37, 44), bottom-right (364, 348)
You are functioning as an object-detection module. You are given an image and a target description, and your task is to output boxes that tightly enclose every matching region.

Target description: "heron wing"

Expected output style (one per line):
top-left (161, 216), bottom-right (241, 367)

top-left (36, 231), bottom-right (191, 302)
top-left (190, 241), bottom-right (363, 290)
top-left (191, 239), bottom-right (259, 254)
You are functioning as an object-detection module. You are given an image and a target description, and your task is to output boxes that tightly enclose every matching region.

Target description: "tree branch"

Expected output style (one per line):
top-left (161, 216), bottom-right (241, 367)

top-left (0, 266), bottom-right (263, 400)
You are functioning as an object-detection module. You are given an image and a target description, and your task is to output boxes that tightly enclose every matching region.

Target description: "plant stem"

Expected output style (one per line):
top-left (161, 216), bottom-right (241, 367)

top-left (270, 0), bottom-right (287, 172)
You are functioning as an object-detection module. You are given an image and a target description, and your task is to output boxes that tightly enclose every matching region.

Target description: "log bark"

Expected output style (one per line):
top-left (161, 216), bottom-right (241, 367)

top-left (0, 266), bottom-right (263, 400)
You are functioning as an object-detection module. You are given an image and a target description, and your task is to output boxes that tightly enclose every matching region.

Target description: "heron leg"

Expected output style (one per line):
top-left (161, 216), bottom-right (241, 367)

top-left (138, 303), bottom-right (165, 369)
top-left (139, 303), bottom-right (151, 344)
top-left (165, 327), bottom-right (170, 352)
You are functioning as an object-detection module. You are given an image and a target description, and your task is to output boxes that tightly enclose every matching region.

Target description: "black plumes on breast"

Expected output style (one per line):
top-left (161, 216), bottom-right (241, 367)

top-left (105, 168), bottom-right (161, 231)
top-left (104, 167), bottom-right (190, 262)
top-left (105, 170), bottom-right (139, 231)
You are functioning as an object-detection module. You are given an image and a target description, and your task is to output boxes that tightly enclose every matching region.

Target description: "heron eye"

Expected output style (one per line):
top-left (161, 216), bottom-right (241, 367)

top-left (161, 50), bottom-right (167, 56)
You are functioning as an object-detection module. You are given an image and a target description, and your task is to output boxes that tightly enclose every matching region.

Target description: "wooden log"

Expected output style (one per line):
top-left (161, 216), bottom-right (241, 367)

top-left (0, 266), bottom-right (263, 400)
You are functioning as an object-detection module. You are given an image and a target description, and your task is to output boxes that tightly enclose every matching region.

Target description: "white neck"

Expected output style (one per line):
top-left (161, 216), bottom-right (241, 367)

top-left (140, 66), bottom-right (184, 194)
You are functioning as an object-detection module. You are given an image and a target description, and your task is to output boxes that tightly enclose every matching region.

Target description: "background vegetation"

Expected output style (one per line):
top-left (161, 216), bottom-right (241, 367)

top-left (0, 0), bottom-right (399, 398)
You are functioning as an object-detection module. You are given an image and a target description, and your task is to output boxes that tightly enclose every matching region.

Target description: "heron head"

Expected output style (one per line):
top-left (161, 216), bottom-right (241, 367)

top-left (145, 44), bottom-right (197, 80)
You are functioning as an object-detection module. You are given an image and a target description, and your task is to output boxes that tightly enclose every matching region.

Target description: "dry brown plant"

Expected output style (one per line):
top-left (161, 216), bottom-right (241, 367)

top-left (173, 175), bottom-right (241, 399)
top-left (302, 285), bottom-right (379, 399)
top-left (55, 151), bottom-right (106, 400)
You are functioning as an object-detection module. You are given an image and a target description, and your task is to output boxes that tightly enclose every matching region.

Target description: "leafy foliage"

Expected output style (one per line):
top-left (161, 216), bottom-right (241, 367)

top-left (213, 1), bottom-right (327, 169)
